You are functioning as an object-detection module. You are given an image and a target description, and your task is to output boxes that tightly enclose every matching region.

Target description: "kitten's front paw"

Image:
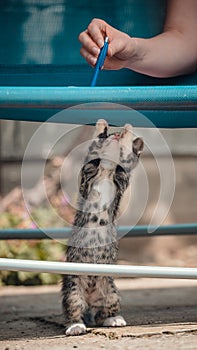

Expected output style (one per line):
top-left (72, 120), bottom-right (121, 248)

top-left (65, 323), bottom-right (87, 336)
top-left (96, 119), bottom-right (108, 135)
top-left (123, 124), bottom-right (133, 134)
top-left (103, 315), bottom-right (126, 327)
top-left (120, 124), bottom-right (133, 143)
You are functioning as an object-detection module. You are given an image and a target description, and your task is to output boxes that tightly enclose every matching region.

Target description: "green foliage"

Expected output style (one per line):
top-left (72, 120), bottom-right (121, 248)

top-left (0, 239), bottom-right (66, 286)
top-left (0, 207), bottom-right (67, 286)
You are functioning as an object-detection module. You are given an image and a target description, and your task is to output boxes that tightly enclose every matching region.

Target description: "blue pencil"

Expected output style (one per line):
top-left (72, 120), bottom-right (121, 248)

top-left (90, 37), bottom-right (109, 87)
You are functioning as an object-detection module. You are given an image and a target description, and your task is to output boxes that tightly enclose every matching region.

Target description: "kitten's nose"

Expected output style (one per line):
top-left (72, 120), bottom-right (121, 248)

top-left (113, 133), bottom-right (120, 141)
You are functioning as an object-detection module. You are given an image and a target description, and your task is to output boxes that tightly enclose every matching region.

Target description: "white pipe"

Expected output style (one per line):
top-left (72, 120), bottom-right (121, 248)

top-left (0, 258), bottom-right (197, 279)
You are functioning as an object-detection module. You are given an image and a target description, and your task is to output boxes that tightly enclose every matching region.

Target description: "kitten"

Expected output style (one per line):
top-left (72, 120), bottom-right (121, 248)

top-left (62, 119), bottom-right (143, 336)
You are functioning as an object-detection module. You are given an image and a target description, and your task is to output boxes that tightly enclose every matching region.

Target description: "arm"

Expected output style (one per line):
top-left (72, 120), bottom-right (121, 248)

top-left (79, 0), bottom-right (197, 78)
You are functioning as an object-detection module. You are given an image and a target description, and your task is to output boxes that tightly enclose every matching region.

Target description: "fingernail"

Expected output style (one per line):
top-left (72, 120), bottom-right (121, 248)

top-left (92, 46), bottom-right (100, 55)
top-left (98, 39), bottom-right (104, 48)
top-left (90, 56), bottom-right (97, 66)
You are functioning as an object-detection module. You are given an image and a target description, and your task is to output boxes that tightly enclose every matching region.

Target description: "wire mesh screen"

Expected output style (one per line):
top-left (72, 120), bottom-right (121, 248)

top-left (0, 0), bottom-right (166, 65)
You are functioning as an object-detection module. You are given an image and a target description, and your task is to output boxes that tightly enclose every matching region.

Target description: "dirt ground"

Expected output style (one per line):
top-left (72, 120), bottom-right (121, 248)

top-left (0, 278), bottom-right (197, 350)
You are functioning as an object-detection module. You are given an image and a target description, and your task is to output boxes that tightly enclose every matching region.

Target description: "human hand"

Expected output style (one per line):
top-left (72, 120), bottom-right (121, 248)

top-left (79, 18), bottom-right (137, 70)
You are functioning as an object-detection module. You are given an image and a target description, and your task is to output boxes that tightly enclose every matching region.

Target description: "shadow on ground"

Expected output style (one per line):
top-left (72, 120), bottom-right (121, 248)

top-left (0, 280), bottom-right (197, 341)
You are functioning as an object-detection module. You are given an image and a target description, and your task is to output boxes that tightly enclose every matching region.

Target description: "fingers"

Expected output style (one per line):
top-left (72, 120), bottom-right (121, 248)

top-left (80, 46), bottom-right (97, 66)
top-left (79, 18), bottom-right (134, 70)
top-left (79, 18), bottom-right (108, 66)
top-left (79, 18), bottom-right (107, 52)
top-left (79, 30), bottom-right (100, 56)
top-left (79, 31), bottom-right (100, 66)
top-left (87, 18), bottom-right (107, 48)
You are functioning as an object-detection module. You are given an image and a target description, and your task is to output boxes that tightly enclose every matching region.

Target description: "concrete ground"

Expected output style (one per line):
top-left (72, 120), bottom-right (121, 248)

top-left (0, 278), bottom-right (197, 350)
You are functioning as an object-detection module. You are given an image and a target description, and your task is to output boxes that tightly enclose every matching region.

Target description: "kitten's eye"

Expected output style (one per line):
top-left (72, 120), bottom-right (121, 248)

top-left (114, 164), bottom-right (129, 189)
top-left (115, 164), bottom-right (125, 174)
top-left (83, 158), bottom-right (100, 176)
top-left (79, 158), bottom-right (101, 192)
top-left (88, 158), bottom-right (101, 168)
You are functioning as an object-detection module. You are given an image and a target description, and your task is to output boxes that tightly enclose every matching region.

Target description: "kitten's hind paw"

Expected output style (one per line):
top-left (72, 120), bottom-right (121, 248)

top-left (103, 315), bottom-right (126, 327)
top-left (65, 323), bottom-right (87, 336)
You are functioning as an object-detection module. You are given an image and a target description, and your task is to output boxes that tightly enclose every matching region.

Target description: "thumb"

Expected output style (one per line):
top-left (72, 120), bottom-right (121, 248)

top-left (108, 37), bottom-right (125, 58)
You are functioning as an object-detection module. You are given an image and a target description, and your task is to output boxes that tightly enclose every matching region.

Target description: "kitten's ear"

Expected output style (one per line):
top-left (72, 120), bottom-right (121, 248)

top-left (133, 137), bottom-right (144, 156)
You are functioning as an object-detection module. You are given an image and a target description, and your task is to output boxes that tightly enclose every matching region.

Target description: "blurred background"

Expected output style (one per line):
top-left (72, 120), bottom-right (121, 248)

top-left (0, 0), bottom-right (197, 285)
top-left (0, 120), bottom-right (197, 285)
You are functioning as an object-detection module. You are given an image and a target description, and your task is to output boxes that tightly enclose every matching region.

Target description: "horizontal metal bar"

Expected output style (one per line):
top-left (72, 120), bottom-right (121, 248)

top-left (0, 258), bottom-right (197, 279)
top-left (0, 86), bottom-right (197, 128)
top-left (0, 224), bottom-right (197, 240)
top-left (0, 86), bottom-right (197, 109)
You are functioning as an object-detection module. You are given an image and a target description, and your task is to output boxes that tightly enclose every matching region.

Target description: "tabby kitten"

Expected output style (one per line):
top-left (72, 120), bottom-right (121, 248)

top-left (62, 119), bottom-right (143, 336)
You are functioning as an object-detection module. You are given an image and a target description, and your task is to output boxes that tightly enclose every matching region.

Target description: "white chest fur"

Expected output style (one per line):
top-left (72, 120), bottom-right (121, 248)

top-left (93, 178), bottom-right (115, 210)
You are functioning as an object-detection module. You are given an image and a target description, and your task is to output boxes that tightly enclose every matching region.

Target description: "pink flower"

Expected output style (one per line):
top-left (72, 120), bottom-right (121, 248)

top-left (30, 222), bottom-right (37, 229)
